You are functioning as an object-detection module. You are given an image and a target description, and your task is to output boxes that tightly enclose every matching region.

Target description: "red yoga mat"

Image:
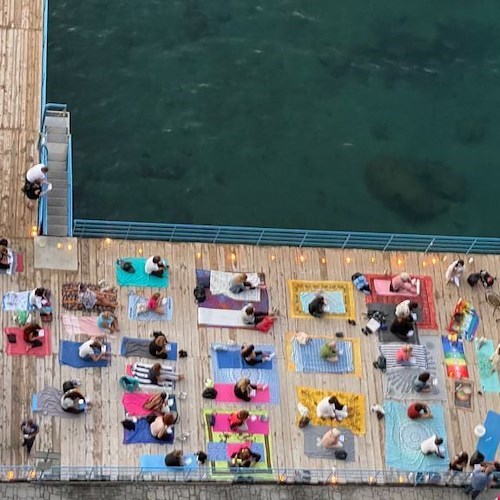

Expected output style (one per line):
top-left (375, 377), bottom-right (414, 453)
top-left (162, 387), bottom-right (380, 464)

top-left (122, 393), bottom-right (155, 416)
top-left (212, 412), bottom-right (270, 434)
top-left (4, 327), bottom-right (51, 356)
top-left (214, 383), bottom-right (270, 403)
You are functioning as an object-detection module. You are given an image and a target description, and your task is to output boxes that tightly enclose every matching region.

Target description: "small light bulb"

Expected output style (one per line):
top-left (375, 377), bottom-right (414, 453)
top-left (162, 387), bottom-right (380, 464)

top-left (6, 470), bottom-right (14, 481)
top-left (422, 261), bottom-right (427, 267)
top-left (431, 257), bottom-right (437, 265)
top-left (321, 258), bottom-right (326, 264)
top-left (397, 258), bottom-right (403, 266)
top-left (196, 252), bottom-right (201, 258)
top-left (270, 255), bottom-right (276, 261)
top-left (345, 257), bottom-right (351, 264)
top-left (442, 255), bottom-right (448, 262)
top-left (371, 257), bottom-right (376, 263)
top-left (230, 253), bottom-right (236, 261)
top-left (138, 248), bottom-right (143, 254)
top-left (104, 237), bottom-right (111, 245)
top-left (67, 244), bottom-right (73, 251)
top-left (57, 242), bottom-right (63, 249)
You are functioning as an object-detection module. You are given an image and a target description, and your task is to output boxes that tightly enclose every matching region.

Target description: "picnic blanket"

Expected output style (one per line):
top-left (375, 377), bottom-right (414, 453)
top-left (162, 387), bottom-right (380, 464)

top-left (379, 343), bottom-right (428, 370)
top-left (385, 401), bottom-right (449, 472)
top-left (62, 314), bottom-right (103, 337)
top-left (209, 411), bottom-right (270, 435)
top-left (476, 411), bottom-right (500, 461)
top-left (296, 386), bottom-right (366, 435)
top-left (124, 417), bottom-right (174, 445)
top-left (448, 299), bottom-right (479, 341)
top-left (302, 426), bottom-right (355, 461)
top-left (126, 363), bottom-right (175, 390)
top-left (214, 383), bottom-right (271, 404)
top-left (32, 387), bottom-right (84, 418)
top-left (4, 327), bottom-right (51, 356)
top-left (367, 302), bottom-right (420, 345)
top-left (61, 282), bottom-right (117, 313)
top-left (122, 393), bottom-right (177, 417)
top-left (140, 453), bottom-right (199, 471)
top-left (116, 258), bottom-right (169, 288)
top-left (214, 346), bottom-right (273, 370)
top-left (0, 250), bottom-right (23, 275)
top-left (59, 340), bottom-right (111, 368)
top-left (288, 280), bottom-right (355, 320)
top-left (287, 333), bottom-right (361, 376)
top-left (441, 336), bottom-right (469, 379)
top-left (475, 339), bottom-right (500, 393)
top-left (127, 294), bottom-right (173, 321)
top-left (365, 275), bottom-right (438, 330)
top-left (2, 291), bottom-right (30, 311)
top-left (120, 337), bottom-right (177, 360)
top-left (209, 270), bottom-right (262, 301)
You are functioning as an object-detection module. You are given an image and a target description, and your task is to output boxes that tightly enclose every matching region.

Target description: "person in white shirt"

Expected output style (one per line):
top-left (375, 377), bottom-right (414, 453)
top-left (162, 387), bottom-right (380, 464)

top-left (395, 300), bottom-right (419, 321)
top-left (445, 259), bottom-right (465, 288)
top-left (145, 255), bottom-right (166, 277)
top-left (78, 339), bottom-right (109, 362)
top-left (316, 396), bottom-right (348, 421)
top-left (26, 163), bottom-right (48, 184)
top-left (420, 434), bottom-right (445, 458)
top-left (28, 287), bottom-right (49, 310)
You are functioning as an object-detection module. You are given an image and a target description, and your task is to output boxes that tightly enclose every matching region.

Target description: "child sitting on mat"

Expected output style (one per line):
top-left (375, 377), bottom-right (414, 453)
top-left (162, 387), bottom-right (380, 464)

top-left (390, 272), bottom-right (419, 294)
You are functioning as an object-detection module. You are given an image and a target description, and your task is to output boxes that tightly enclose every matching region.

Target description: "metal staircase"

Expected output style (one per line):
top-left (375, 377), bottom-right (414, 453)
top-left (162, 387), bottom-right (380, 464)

top-left (40, 107), bottom-right (72, 237)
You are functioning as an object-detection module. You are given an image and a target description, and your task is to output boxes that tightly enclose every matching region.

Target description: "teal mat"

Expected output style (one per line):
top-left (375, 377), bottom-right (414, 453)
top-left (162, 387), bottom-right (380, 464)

top-left (115, 258), bottom-right (169, 288)
top-left (299, 291), bottom-right (346, 314)
top-left (475, 339), bottom-right (500, 393)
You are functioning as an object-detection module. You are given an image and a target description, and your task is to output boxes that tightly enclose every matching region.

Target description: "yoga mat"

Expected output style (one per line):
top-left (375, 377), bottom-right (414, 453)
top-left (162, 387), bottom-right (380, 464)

top-left (127, 294), bottom-right (173, 321)
top-left (373, 279), bottom-right (417, 297)
top-left (214, 383), bottom-right (270, 403)
top-left (207, 442), bottom-right (264, 461)
top-left (211, 412), bottom-right (270, 434)
top-left (441, 336), bottom-right (469, 379)
top-left (120, 337), bottom-right (177, 360)
top-left (124, 417), bottom-right (174, 445)
top-left (476, 411), bottom-right (500, 461)
top-left (379, 343), bottom-right (428, 370)
top-left (288, 280), bottom-right (355, 320)
top-left (302, 426), bottom-right (355, 461)
top-left (448, 299), bottom-right (479, 341)
top-left (62, 314), bottom-right (103, 337)
top-left (367, 303), bottom-right (420, 345)
top-left (365, 275), bottom-right (438, 330)
top-left (196, 269), bottom-right (269, 312)
top-left (122, 393), bottom-right (177, 417)
top-left (385, 401), bottom-right (449, 472)
top-left (2, 291), bottom-right (30, 311)
top-left (61, 282), bottom-right (117, 313)
top-left (209, 270), bottom-right (262, 302)
top-left (299, 291), bottom-right (346, 315)
top-left (4, 327), bottom-right (51, 356)
top-left (126, 363), bottom-right (175, 390)
top-left (33, 387), bottom-right (84, 418)
top-left (296, 386), bottom-right (366, 435)
top-left (116, 258), bottom-right (169, 288)
top-left (197, 308), bottom-right (254, 329)
top-left (140, 453), bottom-right (199, 471)
top-left (475, 339), bottom-right (500, 393)
top-left (59, 340), bottom-right (111, 368)
top-left (215, 348), bottom-right (273, 370)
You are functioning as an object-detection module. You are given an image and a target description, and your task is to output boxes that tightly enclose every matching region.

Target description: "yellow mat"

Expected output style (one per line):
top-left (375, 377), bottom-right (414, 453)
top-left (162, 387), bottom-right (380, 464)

top-left (288, 280), bottom-right (355, 319)
top-left (296, 386), bottom-right (366, 435)
top-left (285, 332), bottom-right (362, 377)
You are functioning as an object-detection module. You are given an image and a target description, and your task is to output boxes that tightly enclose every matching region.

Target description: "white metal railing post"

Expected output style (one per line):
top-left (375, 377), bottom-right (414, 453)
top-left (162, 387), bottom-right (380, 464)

top-left (424, 238), bottom-right (435, 253)
top-left (382, 235), bottom-right (394, 252)
top-left (341, 233), bottom-right (351, 249)
top-left (466, 238), bottom-right (477, 255)
top-left (299, 231), bottom-right (308, 248)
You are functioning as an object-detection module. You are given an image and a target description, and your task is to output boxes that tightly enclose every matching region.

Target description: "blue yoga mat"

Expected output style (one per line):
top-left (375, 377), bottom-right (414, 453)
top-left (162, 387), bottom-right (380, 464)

top-left (207, 442), bottom-right (264, 462)
top-left (292, 338), bottom-right (354, 374)
top-left (477, 411), bottom-right (500, 461)
top-left (215, 348), bottom-right (273, 370)
top-left (116, 257), bottom-right (169, 288)
top-left (120, 337), bottom-right (177, 360)
top-left (59, 340), bottom-right (111, 368)
top-left (124, 417), bottom-right (174, 445)
top-left (140, 453), bottom-right (199, 471)
top-left (127, 294), bottom-right (173, 321)
top-left (31, 394), bottom-right (38, 411)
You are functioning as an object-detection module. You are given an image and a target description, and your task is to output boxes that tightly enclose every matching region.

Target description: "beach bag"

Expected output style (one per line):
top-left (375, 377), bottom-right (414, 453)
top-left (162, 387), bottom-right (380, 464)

top-left (194, 285), bottom-right (206, 303)
top-left (467, 273), bottom-right (481, 287)
top-left (256, 316), bottom-right (274, 333)
top-left (120, 376), bottom-right (139, 392)
top-left (202, 387), bottom-right (218, 399)
top-left (117, 259), bottom-right (135, 273)
top-left (334, 450), bottom-right (348, 460)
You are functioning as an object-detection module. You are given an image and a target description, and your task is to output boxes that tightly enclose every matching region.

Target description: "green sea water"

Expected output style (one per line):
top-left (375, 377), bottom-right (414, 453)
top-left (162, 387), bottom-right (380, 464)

top-left (48, 0), bottom-right (500, 236)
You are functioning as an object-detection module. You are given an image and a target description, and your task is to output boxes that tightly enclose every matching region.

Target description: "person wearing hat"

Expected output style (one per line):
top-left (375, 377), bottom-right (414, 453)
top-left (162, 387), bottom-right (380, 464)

top-left (390, 272), bottom-right (419, 294)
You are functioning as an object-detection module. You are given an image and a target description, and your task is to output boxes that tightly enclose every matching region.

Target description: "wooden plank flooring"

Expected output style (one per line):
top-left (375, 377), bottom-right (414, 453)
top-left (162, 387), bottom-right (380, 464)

top-left (0, 238), bottom-right (498, 472)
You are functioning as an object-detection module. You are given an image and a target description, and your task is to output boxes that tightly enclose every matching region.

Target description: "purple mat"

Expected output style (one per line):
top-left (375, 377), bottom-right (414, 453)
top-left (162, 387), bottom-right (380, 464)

top-left (123, 417), bottom-right (174, 445)
top-left (196, 270), bottom-right (269, 312)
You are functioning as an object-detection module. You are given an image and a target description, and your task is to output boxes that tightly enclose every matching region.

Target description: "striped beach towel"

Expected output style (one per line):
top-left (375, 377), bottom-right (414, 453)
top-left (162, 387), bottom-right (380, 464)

top-left (127, 363), bottom-right (175, 390)
top-left (379, 343), bottom-right (428, 370)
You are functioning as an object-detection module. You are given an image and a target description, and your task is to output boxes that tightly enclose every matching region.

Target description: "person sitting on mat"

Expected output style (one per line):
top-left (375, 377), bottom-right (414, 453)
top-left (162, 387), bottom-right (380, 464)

top-left (390, 316), bottom-right (415, 340)
top-left (316, 396), bottom-right (348, 422)
top-left (413, 372), bottom-right (432, 393)
top-left (390, 272), bottom-right (419, 294)
top-left (229, 410), bottom-right (250, 432)
top-left (0, 244), bottom-right (11, 270)
top-left (97, 311), bottom-right (120, 335)
top-left (319, 428), bottom-right (343, 450)
top-left (420, 435), bottom-right (445, 458)
top-left (395, 300), bottom-right (419, 321)
top-left (78, 284), bottom-right (117, 311)
top-left (78, 338), bottom-right (110, 362)
top-left (229, 273), bottom-right (257, 294)
top-left (28, 287), bottom-right (50, 310)
top-left (395, 344), bottom-right (414, 364)
top-left (230, 446), bottom-right (261, 468)
top-left (320, 340), bottom-right (339, 363)
top-left (445, 259), bottom-right (465, 288)
top-left (149, 412), bottom-right (178, 440)
top-left (23, 323), bottom-right (44, 351)
top-left (143, 392), bottom-right (169, 414)
top-left (308, 291), bottom-right (327, 318)
top-left (233, 377), bottom-right (266, 402)
top-left (407, 402), bottom-right (433, 420)
top-left (164, 449), bottom-right (184, 467)
top-left (149, 331), bottom-right (170, 359)
top-left (241, 304), bottom-right (278, 326)
top-left (61, 380), bottom-right (88, 414)
top-left (148, 363), bottom-right (184, 385)
top-left (240, 344), bottom-right (274, 365)
top-left (449, 451), bottom-right (469, 472)
top-left (145, 255), bottom-right (167, 278)
top-left (146, 292), bottom-right (166, 315)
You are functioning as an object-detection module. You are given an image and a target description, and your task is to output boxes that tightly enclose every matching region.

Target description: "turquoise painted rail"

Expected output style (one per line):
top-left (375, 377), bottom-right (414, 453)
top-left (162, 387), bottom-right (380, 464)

top-left (73, 219), bottom-right (500, 254)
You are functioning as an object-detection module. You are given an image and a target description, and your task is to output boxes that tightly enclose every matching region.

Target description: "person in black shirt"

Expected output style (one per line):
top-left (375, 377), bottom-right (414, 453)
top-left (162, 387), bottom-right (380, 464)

top-left (149, 331), bottom-right (169, 358)
top-left (21, 418), bottom-right (39, 454)
top-left (165, 449), bottom-right (183, 467)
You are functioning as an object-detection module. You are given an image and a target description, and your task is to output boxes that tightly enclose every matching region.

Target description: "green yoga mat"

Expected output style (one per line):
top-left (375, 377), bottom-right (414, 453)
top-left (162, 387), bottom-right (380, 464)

top-left (115, 258), bottom-right (169, 288)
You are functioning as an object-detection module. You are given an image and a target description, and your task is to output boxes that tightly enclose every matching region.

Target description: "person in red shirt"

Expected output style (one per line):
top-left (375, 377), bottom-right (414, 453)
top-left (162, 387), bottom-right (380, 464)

top-left (395, 345), bottom-right (413, 364)
top-left (229, 410), bottom-right (250, 432)
top-left (407, 402), bottom-right (433, 420)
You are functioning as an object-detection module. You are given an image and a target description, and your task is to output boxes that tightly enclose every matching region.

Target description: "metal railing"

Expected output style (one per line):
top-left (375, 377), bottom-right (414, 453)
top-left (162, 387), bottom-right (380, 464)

top-left (67, 135), bottom-right (73, 237)
top-left (37, 141), bottom-right (48, 236)
top-left (72, 219), bottom-right (500, 254)
top-left (40, 0), bottom-right (48, 126)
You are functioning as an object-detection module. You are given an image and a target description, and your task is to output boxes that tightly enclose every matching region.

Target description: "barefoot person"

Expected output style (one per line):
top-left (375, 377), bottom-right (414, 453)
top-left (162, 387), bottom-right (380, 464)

top-left (78, 338), bottom-right (110, 362)
top-left (97, 311), bottom-right (120, 335)
top-left (147, 293), bottom-right (166, 314)
top-left (23, 323), bottom-right (44, 351)
top-left (390, 272), bottom-right (419, 294)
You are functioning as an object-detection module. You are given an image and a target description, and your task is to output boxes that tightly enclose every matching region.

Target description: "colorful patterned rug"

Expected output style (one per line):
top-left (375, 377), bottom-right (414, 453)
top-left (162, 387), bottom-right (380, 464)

top-left (448, 299), bottom-right (479, 341)
top-left (364, 275), bottom-right (437, 330)
top-left (62, 283), bottom-right (117, 313)
top-left (288, 280), bottom-right (355, 320)
top-left (296, 386), bottom-right (366, 435)
top-left (441, 336), bottom-right (469, 379)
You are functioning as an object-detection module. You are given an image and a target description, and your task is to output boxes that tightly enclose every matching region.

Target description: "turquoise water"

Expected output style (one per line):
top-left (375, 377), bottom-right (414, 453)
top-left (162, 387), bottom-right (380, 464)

top-left (48, 1), bottom-right (500, 236)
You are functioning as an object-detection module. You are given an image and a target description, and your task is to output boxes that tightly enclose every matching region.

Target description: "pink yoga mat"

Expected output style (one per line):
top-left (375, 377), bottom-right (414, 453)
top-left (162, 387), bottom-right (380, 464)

top-left (122, 393), bottom-right (156, 416)
top-left (373, 279), bottom-right (418, 297)
top-left (226, 442), bottom-right (253, 457)
top-left (4, 327), bottom-right (51, 356)
top-left (212, 413), bottom-right (270, 434)
top-left (214, 383), bottom-right (270, 403)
